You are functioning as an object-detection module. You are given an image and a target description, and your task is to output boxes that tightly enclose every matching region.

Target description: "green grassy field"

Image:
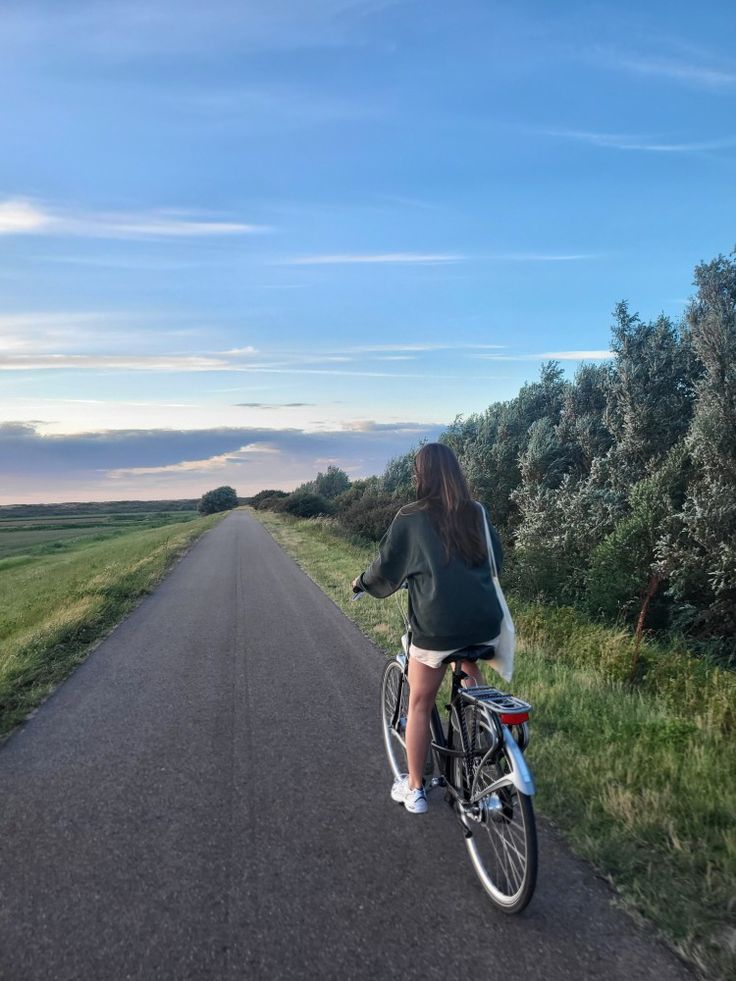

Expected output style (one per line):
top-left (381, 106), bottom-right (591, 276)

top-left (0, 508), bottom-right (222, 736)
top-left (252, 509), bottom-right (735, 981)
top-left (0, 509), bottom-right (199, 560)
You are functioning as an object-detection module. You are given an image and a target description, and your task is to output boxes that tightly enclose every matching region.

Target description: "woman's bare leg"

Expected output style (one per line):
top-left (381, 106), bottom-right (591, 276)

top-left (406, 658), bottom-right (445, 790)
top-left (459, 660), bottom-right (482, 687)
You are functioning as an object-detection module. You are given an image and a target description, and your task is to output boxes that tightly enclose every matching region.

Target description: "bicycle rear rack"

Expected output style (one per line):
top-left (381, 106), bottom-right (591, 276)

top-left (459, 686), bottom-right (532, 723)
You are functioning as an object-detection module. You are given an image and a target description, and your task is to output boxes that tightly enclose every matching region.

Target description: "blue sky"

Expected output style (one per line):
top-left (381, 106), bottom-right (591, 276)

top-left (1, 0), bottom-right (734, 503)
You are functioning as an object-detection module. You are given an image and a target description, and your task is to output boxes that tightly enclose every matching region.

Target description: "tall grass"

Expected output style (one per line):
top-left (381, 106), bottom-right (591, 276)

top-left (0, 513), bottom-right (223, 735)
top-left (253, 509), bottom-right (735, 981)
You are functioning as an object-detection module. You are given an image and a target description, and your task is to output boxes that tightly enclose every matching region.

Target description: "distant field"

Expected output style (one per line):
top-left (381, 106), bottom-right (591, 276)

top-left (0, 510), bottom-right (199, 560)
top-left (0, 506), bottom-right (224, 736)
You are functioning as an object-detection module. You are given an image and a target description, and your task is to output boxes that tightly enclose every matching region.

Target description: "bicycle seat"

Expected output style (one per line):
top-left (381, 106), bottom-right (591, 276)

top-left (441, 644), bottom-right (496, 664)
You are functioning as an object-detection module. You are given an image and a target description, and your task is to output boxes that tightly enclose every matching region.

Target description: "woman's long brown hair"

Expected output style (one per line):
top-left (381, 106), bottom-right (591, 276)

top-left (411, 443), bottom-right (486, 565)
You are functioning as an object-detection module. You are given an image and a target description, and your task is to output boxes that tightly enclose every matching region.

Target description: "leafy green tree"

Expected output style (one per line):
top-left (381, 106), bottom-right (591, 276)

top-left (512, 463), bottom-right (620, 603)
top-left (604, 302), bottom-right (698, 488)
top-left (198, 485), bottom-right (238, 514)
top-left (556, 362), bottom-right (613, 476)
top-left (447, 362), bottom-right (568, 534)
top-left (666, 254), bottom-right (736, 642)
top-left (518, 417), bottom-right (570, 490)
top-left (586, 443), bottom-right (690, 624)
top-left (380, 449), bottom-right (417, 497)
top-left (312, 465), bottom-right (350, 500)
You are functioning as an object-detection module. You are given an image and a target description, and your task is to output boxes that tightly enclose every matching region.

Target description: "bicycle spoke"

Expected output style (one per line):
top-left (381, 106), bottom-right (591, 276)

top-left (380, 659), bottom-right (410, 779)
top-left (463, 739), bottom-right (537, 911)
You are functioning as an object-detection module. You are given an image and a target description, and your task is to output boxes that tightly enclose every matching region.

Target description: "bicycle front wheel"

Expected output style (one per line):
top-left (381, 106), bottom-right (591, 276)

top-left (464, 742), bottom-right (537, 913)
top-left (380, 658), bottom-right (409, 779)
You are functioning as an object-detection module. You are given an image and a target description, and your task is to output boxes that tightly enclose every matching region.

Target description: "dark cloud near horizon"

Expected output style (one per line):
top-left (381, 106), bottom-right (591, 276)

top-left (0, 420), bottom-right (444, 498)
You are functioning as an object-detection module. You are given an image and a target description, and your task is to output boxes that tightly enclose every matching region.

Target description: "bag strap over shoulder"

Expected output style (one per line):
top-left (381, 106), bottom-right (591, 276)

top-left (476, 502), bottom-right (499, 579)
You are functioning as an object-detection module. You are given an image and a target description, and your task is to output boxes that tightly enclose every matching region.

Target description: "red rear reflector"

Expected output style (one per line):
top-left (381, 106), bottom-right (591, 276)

top-left (500, 712), bottom-right (529, 725)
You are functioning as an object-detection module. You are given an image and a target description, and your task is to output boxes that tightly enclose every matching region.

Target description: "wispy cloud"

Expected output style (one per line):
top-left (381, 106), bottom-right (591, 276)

top-left (33, 254), bottom-right (211, 271)
top-left (341, 420), bottom-right (436, 433)
top-left (0, 198), bottom-right (268, 238)
top-left (0, 350), bottom-right (483, 379)
top-left (476, 350), bottom-right (611, 362)
top-left (0, 1), bottom-right (408, 60)
top-left (337, 343), bottom-right (506, 353)
top-left (0, 328), bottom-right (515, 374)
top-left (485, 251), bottom-right (599, 261)
top-left (0, 199), bottom-right (54, 234)
top-left (234, 402), bottom-right (314, 409)
top-left (0, 312), bottom-right (110, 353)
top-left (547, 129), bottom-right (736, 153)
top-left (0, 312), bottom-right (217, 360)
top-left (0, 354), bottom-right (235, 372)
top-left (180, 84), bottom-right (382, 127)
top-left (374, 193), bottom-right (445, 212)
top-left (612, 54), bottom-right (736, 89)
top-left (283, 252), bottom-right (465, 265)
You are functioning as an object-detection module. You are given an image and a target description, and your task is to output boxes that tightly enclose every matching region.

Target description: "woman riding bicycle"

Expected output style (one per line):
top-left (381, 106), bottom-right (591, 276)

top-left (352, 442), bottom-right (504, 814)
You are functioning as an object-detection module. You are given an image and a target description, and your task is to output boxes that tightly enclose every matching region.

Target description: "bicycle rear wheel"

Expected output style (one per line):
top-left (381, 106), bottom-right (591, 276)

top-left (464, 738), bottom-right (537, 913)
top-left (380, 658), bottom-right (409, 779)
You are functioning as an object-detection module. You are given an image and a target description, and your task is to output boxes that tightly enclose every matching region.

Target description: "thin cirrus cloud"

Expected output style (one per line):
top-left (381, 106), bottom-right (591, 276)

top-left (0, 198), bottom-right (268, 238)
top-left (0, 350), bottom-right (477, 380)
top-left (234, 402), bottom-right (314, 409)
top-left (282, 252), bottom-right (466, 265)
top-left (0, 0), bottom-right (406, 60)
top-left (285, 252), bottom-right (597, 265)
top-left (0, 354), bottom-right (237, 372)
top-left (608, 52), bottom-right (736, 89)
top-left (484, 252), bottom-right (599, 261)
top-left (547, 129), bottom-right (736, 153)
top-left (476, 350), bottom-right (611, 362)
top-left (337, 343), bottom-right (506, 353)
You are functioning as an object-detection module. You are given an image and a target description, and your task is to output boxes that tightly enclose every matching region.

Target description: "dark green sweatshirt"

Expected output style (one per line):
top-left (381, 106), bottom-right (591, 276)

top-left (358, 503), bottom-right (504, 650)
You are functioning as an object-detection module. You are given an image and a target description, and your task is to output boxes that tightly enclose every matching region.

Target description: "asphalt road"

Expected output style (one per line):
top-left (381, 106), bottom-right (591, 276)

top-left (0, 511), bottom-right (692, 980)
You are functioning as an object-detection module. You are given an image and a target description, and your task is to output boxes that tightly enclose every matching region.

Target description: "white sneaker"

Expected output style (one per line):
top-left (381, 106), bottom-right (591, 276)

top-left (390, 774), bottom-right (428, 814)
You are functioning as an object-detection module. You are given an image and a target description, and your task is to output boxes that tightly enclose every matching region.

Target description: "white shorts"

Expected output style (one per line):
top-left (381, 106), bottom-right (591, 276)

top-left (409, 636), bottom-right (500, 670)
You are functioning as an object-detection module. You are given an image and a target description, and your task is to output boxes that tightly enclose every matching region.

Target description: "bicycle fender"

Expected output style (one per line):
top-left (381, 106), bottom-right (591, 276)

top-left (501, 725), bottom-right (536, 796)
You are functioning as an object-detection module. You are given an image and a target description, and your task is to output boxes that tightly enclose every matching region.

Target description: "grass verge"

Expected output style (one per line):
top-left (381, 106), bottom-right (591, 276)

top-left (253, 509), bottom-right (735, 981)
top-left (0, 512), bottom-right (224, 737)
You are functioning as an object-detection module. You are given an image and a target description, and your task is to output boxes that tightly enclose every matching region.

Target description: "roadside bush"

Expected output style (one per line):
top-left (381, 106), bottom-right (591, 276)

top-left (198, 485), bottom-right (238, 515)
top-left (275, 491), bottom-right (334, 518)
top-left (338, 488), bottom-right (406, 542)
top-left (250, 490), bottom-right (288, 511)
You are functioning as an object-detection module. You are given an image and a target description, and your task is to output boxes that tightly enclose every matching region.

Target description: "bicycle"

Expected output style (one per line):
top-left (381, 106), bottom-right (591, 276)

top-left (359, 586), bottom-right (538, 913)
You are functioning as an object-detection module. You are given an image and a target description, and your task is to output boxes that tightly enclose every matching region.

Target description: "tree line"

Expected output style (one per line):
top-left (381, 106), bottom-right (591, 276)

top-left (250, 252), bottom-right (736, 660)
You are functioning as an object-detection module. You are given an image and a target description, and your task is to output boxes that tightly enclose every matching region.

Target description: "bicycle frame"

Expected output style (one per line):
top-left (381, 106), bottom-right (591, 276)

top-left (393, 650), bottom-right (535, 806)
top-left (375, 578), bottom-right (538, 913)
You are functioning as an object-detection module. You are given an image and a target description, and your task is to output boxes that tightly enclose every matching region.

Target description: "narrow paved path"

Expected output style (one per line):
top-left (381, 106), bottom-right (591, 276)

top-left (0, 512), bottom-right (691, 980)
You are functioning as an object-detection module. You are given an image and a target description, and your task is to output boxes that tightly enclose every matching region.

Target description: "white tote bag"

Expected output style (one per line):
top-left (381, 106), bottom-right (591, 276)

top-left (477, 503), bottom-right (515, 682)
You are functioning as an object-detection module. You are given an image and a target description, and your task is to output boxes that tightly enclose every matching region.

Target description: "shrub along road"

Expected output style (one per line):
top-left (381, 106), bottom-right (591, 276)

top-left (0, 511), bottom-right (692, 980)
